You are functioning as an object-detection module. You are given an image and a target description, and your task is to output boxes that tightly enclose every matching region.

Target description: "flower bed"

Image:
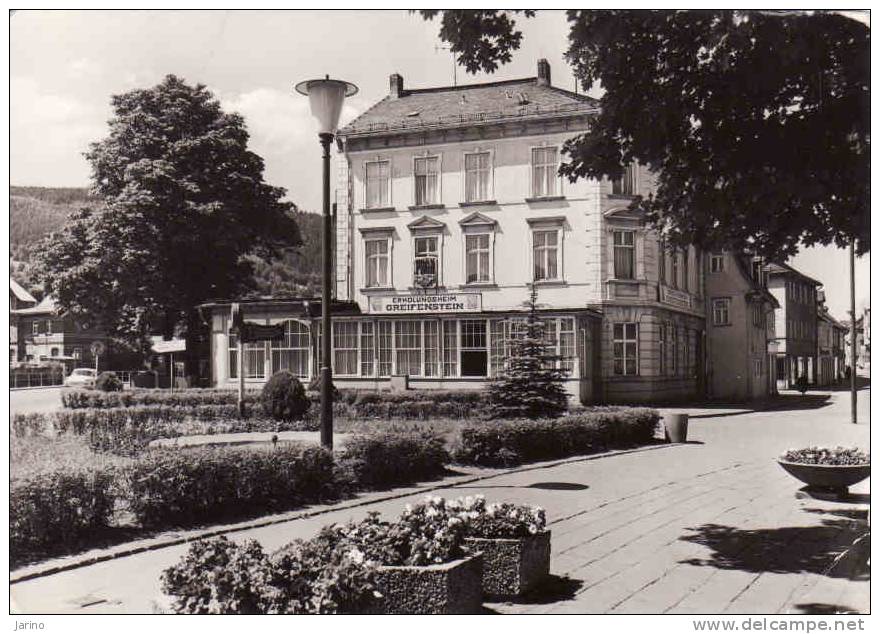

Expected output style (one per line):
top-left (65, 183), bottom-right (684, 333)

top-left (453, 407), bottom-right (660, 466)
top-left (781, 446), bottom-right (870, 465)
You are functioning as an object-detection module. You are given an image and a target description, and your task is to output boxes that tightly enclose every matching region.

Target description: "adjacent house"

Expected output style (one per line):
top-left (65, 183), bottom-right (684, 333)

top-left (9, 278), bottom-right (37, 364)
top-left (202, 60), bottom-right (707, 403)
top-left (12, 295), bottom-right (109, 369)
top-left (704, 253), bottom-right (778, 400)
top-left (764, 262), bottom-right (821, 389)
top-left (817, 298), bottom-right (848, 386)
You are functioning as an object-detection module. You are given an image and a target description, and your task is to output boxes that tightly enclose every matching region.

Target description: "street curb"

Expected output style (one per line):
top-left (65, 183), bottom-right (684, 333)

top-left (10, 442), bottom-right (675, 585)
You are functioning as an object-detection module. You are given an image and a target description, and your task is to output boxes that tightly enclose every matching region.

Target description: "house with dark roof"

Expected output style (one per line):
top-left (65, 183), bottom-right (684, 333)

top-left (704, 253), bottom-right (779, 400)
top-left (763, 262), bottom-right (822, 388)
top-left (9, 278), bottom-right (37, 363)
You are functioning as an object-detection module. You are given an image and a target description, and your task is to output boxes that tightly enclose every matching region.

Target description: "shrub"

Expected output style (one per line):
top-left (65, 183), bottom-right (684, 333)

top-left (262, 371), bottom-right (310, 421)
top-left (307, 375), bottom-right (341, 402)
top-left (336, 430), bottom-right (448, 489)
top-left (453, 408), bottom-right (660, 467)
top-left (10, 468), bottom-right (115, 566)
top-left (162, 530), bottom-right (379, 614)
top-left (96, 371), bottom-right (124, 392)
top-left (120, 443), bottom-right (337, 527)
top-left (781, 446), bottom-right (870, 466)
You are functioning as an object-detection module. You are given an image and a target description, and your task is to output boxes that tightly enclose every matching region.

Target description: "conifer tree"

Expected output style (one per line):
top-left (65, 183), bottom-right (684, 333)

top-left (487, 285), bottom-right (570, 419)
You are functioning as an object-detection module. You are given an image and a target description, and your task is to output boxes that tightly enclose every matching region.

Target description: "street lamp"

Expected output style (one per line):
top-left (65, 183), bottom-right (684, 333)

top-left (295, 75), bottom-right (358, 450)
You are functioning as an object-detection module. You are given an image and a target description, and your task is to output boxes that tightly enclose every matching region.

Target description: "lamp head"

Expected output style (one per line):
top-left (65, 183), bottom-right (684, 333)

top-left (295, 75), bottom-right (358, 136)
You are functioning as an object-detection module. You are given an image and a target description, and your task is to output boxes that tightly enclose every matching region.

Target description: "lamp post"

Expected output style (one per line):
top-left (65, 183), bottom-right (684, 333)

top-left (295, 75), bottom-right (358, 450)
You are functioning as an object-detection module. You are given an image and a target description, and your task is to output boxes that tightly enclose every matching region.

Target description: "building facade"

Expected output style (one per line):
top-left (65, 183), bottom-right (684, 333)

top-left (12, 295), bottom-right (110, 369)
top-left (9, 278), bottom-right (37, 364)
top-left (817, 305), bottom-right (847, 386)
top-left (764, 263), bottom-right (820, 389)
top-left (203, 60), bottom-right (707, 404)
top-left (704, 253), bottom-right (778, 400)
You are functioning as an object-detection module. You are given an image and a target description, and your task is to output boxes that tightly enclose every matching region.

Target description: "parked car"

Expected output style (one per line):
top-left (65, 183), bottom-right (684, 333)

top-left (64, 368), bottom-right (97, 388)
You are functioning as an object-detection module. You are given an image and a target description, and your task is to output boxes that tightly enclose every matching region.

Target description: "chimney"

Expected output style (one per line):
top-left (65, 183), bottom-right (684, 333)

top-left (537, 59), bottom-right (551, 86)
top-left (389, 73), bottom-right (404, 99)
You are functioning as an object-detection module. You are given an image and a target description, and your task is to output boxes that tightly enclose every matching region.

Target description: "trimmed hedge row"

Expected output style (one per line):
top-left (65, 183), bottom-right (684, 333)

top-left (61, 388), bottom-right (261, 410)
top-left (61, 386), bottom-right (487, 420)
top-left (11, 429), bottom-right (450, 566)
top-left (453, 407), bottom-right (661, 467)
top-left (10, 468), bottom-right (116, 562)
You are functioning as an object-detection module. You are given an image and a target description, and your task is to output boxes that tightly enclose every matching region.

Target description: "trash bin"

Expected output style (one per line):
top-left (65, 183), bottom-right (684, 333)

top-left (664, 413), bottom-right (689, 443)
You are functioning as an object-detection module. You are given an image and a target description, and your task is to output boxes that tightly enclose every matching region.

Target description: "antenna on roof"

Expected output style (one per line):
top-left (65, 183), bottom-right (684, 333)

top-left (434, 44), bottom-right (457, 86)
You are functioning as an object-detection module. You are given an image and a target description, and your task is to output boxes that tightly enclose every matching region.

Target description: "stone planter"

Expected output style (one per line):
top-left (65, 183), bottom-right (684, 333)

top-left (465, 530), bottom-right (551, 598)
top-left (372, 552), bottom-right (483, 614)
top-left (777, 460), bottom-right (870, 493)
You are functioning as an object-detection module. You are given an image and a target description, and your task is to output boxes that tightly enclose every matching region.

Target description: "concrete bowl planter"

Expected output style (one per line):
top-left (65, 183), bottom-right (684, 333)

top-left (371, 552), bottom-right (483, 614)
top-left (465, 530), bottom-right (551, 598)
top-left (777, 460), bottom-right (870, 493)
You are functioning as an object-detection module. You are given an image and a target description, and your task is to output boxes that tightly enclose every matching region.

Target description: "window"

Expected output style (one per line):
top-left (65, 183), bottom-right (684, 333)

top-left (682, 329), bottom-right (690, 377)
top-left (73, 347), bottom-right (82, 360)
top-left (271, 320), bottom-right (311, 378)
top-left (32, 322), bottom-right (38, 335)
top-left (465, 234), bottom-right (491, 284)
top-left (712, 298), bottom-right (731, 326)
top-left (658, 240), bottom-right (666, 283)
top-left (531, 147), bottom-right (558, 198)
top-left (46, 320), bottom-right (53, 335)
top-left (228, 333), bottom-right (266, 379)
top-left (533, 229), bottom-right (560, 281)
top-left (659, 322), bottom-right (668, 376)
top-left (413, 156), bottom-right (439, 206)
top-left (333, 322), bottom-right (359, 376)
top-left (50, 347), bottom-right (59, 357)
top-left (671, 251), bottom-right (680, 289)
top-left (612, 164), bottom-right (636, 196)
top-left (443, 321), bottom-right (458, 377)
top-left (613, 323), bottom-right (639, 375)
top-left (395, 320), bottom-right (422, 376)
top-left (377, 321), bottom-right (393, 376)
top-left (710, 253), bottom-right (724, 273)
top-left (413, 236), bottom-right (439, 287)
top-left (613, 230), bottom-right (635, 279)
top-left (752, 304), bottom-right (764, 328)
top-left (365, 237), bottom-right (390, 288)
top-left (682, 249), bottom-right (690, 292)
top-left (424, 320), bottom-right (441, 377)
top-left (460, 319), bottom-right (488, 376)
top-left (557, 317), bottom-right (575, 373)
top-left (670, 326), bottom-right (678, 375)
top-left (464, 152), bottom-right (491, 202)
top-left (365, 160), bottom-right (390, 209)
top-left (360, 322), bottom-right (374, 377)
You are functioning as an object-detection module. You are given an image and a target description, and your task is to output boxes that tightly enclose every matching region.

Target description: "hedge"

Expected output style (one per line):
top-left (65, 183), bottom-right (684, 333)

top-left (351, 390), bottom-right (489, 419)
top-left (10, 468), bottom-right (116, 566)
top-left (61, 388), bottom-right (261, 410)
top-left (453, 407), bottom-right (661, 467)
top-left (120, 444), bottom-right (338, 527)
top-left (336, 430), bottom-right (449, 489)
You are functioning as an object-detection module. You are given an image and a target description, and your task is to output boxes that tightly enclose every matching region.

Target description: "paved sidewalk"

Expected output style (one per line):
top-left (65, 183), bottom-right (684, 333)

top-left (10, 388), bottom-right (869, 614)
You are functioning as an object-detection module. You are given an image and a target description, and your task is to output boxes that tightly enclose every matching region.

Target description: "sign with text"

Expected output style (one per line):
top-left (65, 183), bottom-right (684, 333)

top-left (659, 286), bottom-right (693, 310)
top-left (369, 293), bottom-right (482, 315)
top-left (152, 338), bottom-right (186, 354)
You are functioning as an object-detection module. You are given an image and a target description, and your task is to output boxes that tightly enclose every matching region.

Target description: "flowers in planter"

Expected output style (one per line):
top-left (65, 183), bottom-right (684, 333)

top-left (781, 446), bottom-right (870, 466)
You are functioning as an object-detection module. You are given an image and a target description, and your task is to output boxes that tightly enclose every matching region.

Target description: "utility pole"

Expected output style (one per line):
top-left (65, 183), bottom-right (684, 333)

top-left (849, 240), bottom-right (857, 424)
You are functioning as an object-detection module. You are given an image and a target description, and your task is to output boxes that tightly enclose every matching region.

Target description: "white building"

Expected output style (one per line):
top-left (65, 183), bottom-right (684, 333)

top-left (203, 60), bottom-right (707, 403)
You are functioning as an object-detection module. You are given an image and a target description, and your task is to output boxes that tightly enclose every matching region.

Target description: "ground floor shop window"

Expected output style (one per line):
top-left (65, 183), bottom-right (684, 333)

top-left (229, 333), bottom-right (266, 379)
top-left (270, 320), bottom-right (311, 379)
top-left (460, 319), bottom-right (488, 376)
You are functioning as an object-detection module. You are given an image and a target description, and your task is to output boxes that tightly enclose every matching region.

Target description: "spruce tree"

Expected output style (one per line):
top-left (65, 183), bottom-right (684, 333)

top-left (487, 285), bottom-right (570, 419)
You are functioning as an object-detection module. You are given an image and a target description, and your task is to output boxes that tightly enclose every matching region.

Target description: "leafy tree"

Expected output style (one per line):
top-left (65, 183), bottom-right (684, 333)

top-left (34, 75), bottom-right (301, 373)
top-left (419, 10), bottom-right (869, 258)
top-left (487, 285), bottom-right (570, 419)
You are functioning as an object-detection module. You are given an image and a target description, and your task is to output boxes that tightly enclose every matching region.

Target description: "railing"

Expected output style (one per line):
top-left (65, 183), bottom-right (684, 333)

top-left (9, 367), bottom-right (64, 388)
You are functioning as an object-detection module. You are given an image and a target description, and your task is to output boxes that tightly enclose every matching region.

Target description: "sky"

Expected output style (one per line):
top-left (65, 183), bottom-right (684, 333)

top-left (9, 9), bottom-right (869, 319)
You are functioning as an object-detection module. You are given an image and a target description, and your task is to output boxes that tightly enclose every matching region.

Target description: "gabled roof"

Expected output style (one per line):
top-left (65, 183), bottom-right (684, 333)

top-left (339, 77), bottom-right (598, 138)
top-left (763, 262), bottom-right (822, 286)
top-left (10, 278), bottom-right (36, 304)
top-left (407, 215), bottom-right (446, 231)
top-left (459, 211), bottom-right (497, 227)
top-left (12, 295), bottom-right (58, 315)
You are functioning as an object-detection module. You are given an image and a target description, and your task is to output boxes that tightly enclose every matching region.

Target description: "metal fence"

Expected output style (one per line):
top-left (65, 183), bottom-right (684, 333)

top-left (9, 367), bottom-right (65, 388)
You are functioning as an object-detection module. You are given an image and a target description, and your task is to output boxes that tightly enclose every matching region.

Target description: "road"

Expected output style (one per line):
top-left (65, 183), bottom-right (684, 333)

top-left (9, 386), bottom-right (869, 614)
top-left (9, 386), bottom-right (64, 415)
